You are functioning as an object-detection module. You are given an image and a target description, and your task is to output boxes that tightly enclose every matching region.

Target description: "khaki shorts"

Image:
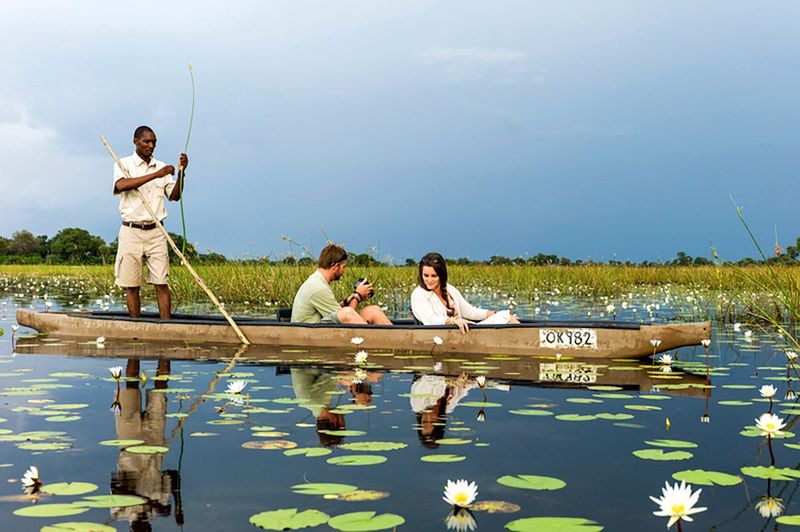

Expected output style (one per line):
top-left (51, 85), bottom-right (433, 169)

top-left (114, 224), bottom-right (169, 287)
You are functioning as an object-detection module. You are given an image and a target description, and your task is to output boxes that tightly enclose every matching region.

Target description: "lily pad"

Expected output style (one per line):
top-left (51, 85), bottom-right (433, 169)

top-left (471, 500), bottom-right (521, 513)
top-left (509, 409), bottom-right (553, 416)
top-left (41, 523), bottom-right (116, 532)
top-left (420, 454), bottom-right (466, 463)
top-left (339, 441), bottom-right (407, 452)
top-left (460, 401), bottom-right (503, 408)
top-left (124, 445), bottom-right (169, 454)
top-left (671, 469), bottom-right (742, 486)
top-left (284, 447), bottom-right (333, 458)
top-left (99, 439), bottom-right (144, 447)
top-left (624, 405), bottom-right (661, 412)
top-left (243, 440), bottom-right (297, 450)
top-left (327, 511), bottom-right (405, 531)
top-left (740, 466), bottom-right (800, 481)
top-left (291, 483), bottom-right (357, 495)
top-left (13, 504), bottom-right (90, 518)
top-left (497, 474), bottom-right (566, 491)
top-left (41, 482), bottom-right (99, 496)
top-left (718, 400), bottom-right (753, 406)
top-left (324, 490), bottom-right (390, 502)
top-left (504, 517), bottom-right (603, 531)
top-left (327, 455), bottom-right (387, 466)
top-left (645, 439), bottom-right (698, 449)
top-left (632, 449), bottom-right (693, 461)
top-left (435, 438), bottom-right (472, 445)
top-left (595, 413), bottom-right (634, 420)
top-left (318, 430), bottom-right (366, 437)
top-left (555, 414), bottom-right (597, 421)
top-left (777, 515), bottom-right (800, 525)
top-left (249, 509), bottom-right (330, 530)
top-left (78, 495), bottom-right (148, 508)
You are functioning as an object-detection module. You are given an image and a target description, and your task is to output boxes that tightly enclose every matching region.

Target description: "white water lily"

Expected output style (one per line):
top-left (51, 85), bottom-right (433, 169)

top-left (475, 375), bottom-right (486, 388)
top-left (733, 323), bottom-right (742, 332)
top-left (605, 304), bottom-right (616, 314)
top-left (755, 496), bottom-right (784, 518)
top-left (226, 380), bottom-right (247, 394)
top-left (350, 336), bottom-right (364, 345)
top-left (108, 366), bottom-right (123, 380)
top-left (96, 336), bottom-right (106, 346)
top-left (701, 339), bottom-right (711, 348)
top-left (700, 415), bottom-right (710, 423)
top-left (786, 351), bottom-right (798, 362)
top-left (759, 385), bottom-right (778, 399)
top-left (11, 325), bottom-right (19, 332)
top-left (659, 354), bottom-right (672, 365)
top-left (744, 330), bottom-right (753, 338)
top-left (445, 509), bottom-right (477, 531)
top-left (443, 479), bottom-right (478, 508)
top-left (354, 350), bottom-right (368, 364)
top-left (649, 480), bottom-right (707, 528)
top-left (755, 412), bottom-right (786, 437)
top-left (476, 410), bottom-right (486, 422)
top-left (352, 367), bottom-right (368, 385)
top-left (433, 336), bottom-right (444, 346)
top-left (650, 339), bottom-right (662, 348)
top-left (20, 466), bottom-right (41, 493)
top-left (785, 389), bottom-right (797, 401)
top-left (433, 362), bottom-right (443, 372)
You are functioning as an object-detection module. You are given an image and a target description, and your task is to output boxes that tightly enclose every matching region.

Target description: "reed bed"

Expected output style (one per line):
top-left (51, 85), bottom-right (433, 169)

top-left (1, 264), bottom-right (796, 315)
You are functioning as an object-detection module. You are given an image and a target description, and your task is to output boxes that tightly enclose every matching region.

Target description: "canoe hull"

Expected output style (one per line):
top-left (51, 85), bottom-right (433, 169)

top-left (16, 309), bottom-right (710, 359)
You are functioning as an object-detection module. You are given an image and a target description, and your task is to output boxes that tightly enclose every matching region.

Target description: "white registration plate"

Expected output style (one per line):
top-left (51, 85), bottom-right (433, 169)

top-left (539, 329), bottom-right (597, 349)
top-left (539, 362), bottom-right (599, 384)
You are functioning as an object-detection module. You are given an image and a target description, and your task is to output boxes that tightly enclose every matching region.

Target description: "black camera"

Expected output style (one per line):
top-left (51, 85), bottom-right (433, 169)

top-left (354, 278), bottom-right (374, 299)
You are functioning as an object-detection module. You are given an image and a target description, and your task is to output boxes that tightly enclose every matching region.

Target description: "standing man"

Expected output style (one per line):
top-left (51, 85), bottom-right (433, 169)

top-left (113, 125), bottom-right (187, 319)
top-left (291, 243), bottom-right (392, 324)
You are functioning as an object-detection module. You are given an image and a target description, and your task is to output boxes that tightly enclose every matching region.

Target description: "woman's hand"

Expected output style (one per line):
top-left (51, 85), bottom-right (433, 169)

top-left (485, 310), bottom-right (496, 319)
top-left (450, 316), bottom-right (474, 334)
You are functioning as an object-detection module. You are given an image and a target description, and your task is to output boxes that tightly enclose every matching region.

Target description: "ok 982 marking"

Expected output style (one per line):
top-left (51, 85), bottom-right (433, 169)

top-left (539, 329), bottom-right (598, 349)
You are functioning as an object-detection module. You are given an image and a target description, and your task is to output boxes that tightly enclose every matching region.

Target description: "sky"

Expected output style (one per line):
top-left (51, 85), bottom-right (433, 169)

top-left (0, 1), bottom-right (797, 263)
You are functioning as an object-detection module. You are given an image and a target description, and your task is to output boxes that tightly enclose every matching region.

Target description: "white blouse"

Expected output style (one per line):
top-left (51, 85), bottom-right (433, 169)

top-left (411, 284), bottom-right (488, 325)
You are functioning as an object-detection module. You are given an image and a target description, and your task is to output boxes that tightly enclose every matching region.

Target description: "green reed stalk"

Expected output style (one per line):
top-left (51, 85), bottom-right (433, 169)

top-left (178, 62), bottom-right (196, 256)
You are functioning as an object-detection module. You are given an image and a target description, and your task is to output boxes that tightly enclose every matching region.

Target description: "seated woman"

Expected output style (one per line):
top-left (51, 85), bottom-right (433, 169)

top-left (411, 252), bottom-right (519, 333)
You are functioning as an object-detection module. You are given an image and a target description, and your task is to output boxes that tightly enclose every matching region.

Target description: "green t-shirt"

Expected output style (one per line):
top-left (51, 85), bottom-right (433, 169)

top-left (291, 270), bottom-right (341, 323)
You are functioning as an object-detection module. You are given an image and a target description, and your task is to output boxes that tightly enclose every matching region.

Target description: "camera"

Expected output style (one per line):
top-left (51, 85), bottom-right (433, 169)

top-left (354, 278), bottom-right (374, 299)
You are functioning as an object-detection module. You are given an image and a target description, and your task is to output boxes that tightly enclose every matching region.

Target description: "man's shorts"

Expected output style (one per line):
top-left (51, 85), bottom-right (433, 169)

top-left (320, 310), bottom-right (342, 324)
top-left (114, 224), bottom-right (169, 287)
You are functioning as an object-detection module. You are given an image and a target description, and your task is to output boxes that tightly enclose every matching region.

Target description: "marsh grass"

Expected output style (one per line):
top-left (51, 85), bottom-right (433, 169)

top-left (1, 264), bottom-right (796, 322)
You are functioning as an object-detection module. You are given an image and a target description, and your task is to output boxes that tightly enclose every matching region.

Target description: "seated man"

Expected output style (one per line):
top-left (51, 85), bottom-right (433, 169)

top-left (291, 243), bottom-right (392, 325)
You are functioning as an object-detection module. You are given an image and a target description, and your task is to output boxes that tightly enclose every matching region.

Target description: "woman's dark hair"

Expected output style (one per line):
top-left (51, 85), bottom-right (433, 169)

top-left (415, 391), bottom-right (449, 448)
top-left (418, 252), bottom-right (451, 311)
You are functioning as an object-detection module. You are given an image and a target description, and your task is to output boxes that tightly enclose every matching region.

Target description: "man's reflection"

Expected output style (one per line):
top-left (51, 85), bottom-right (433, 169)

top-left (290, 366), bottom-right (380, 447)
top-left (112, 359), bottom-right (182, 530)
top-left (410, 374), bottom-right (476, 447)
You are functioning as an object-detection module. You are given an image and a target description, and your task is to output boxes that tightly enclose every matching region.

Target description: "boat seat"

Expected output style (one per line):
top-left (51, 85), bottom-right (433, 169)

top-left (276, 307), bottom-right (292, 322)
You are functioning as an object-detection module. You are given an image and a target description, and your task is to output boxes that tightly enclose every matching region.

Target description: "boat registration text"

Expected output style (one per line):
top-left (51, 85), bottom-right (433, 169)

top-left (539, 329), bottom-right (597, 349)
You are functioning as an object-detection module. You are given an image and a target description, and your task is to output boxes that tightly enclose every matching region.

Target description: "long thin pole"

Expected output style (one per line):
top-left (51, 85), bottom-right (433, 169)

top-left (100, 134), bottom-right (250, 345)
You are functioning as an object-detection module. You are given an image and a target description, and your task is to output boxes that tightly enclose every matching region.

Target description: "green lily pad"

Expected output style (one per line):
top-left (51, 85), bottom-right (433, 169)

top-left (45, 415), bottom-right (81, 422)
top-left (420, 454), bottom-right (466, 463)
top-left (624, 405), bottom-right (661, 411)
top-left (632, 449), bottom-right (693, 461)
top-left (509, 409), bottom-right (553, 416)
top-left (13, 504), bottom-right (90, 518)
top-left (740, 466), bottom-right (800, 481)
top-left (645, 439), bottom-right (698, 449)
top-left (435, 438), bottom-right (472, 445)
top-left (785, 443), bottom-right (800, 450)
top-left (471, 500), bottom-right (521, 513)
top-left (99, 439), bottom-right (144, 447)
top-left (566, 398), bottom-right (603, 404)
top-left (292, 483), bottom-right (358, 495)
top-left (324, 490), bottom-right (390, 502)
top-left (555, 414), bottom-right (597, 421)
top-left (124, 445), bottom-right (169, 454)
top-left (718, 400), bottom-right (753, 406)
top-left (327, 455), bottom-right (387, 466)
top-left (318, 430), bottom-right (366, 437)
top-left (339, 441), bottom-right (407, 452)
top-left (284, 447), bottom-right (333, 458)
top-left (460, 401), bottom-right (503, 408)
top-left (327, 511), bottom-right (405, 531)
top-left (41, 482), bottom-right (98, 496)
top-left (740, 426), bottom-right (795, 439)
top-left (17, 442), bottom-right (72, 451)
top-left (497, 474), bottom-right (566, 491)
top-left (595, 413), bottom-right (634, 420)
top-left (41, 523), bottom-right (116, 532)
top-left (505, 517), bottom-right (603, 531)
top-left (78, 495), bottom-right (148, 508)
top-left (671, 469), bottom-right (742, 486)
top-left (776, 515), bottom-right (800, 525)
top-left (249, 509), bottom-right (330, 530)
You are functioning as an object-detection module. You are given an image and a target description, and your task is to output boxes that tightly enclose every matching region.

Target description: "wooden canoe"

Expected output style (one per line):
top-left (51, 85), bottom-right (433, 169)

top-left (16, 309), bottom-right (710, 359)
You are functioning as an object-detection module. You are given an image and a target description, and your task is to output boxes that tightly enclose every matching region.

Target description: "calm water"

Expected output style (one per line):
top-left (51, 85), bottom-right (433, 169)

top-left (0, 290), bottom-right (798, 531)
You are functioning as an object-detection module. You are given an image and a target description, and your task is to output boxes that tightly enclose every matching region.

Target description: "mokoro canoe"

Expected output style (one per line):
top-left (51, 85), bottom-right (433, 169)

top-left (16, 309), bottom-right (710, 359)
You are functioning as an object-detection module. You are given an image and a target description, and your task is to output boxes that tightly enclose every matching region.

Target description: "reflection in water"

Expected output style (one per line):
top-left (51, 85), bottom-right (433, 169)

top-left (445, 508), bottom-right (477, 531)
top-left (112, 359), bottom-right (183, 530)
top-left (411, 374), bottom-right (476, 448)
top-left (290, 367), bottom-right (380, 447)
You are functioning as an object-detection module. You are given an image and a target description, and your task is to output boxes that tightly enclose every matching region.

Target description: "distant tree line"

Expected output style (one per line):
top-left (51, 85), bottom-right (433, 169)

top-left (0, 228), bottom-right (798, 266)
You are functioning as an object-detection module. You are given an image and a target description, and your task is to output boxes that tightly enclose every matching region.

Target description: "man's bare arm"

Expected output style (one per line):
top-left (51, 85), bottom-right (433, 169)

top-left (114, 166), bottom-right (174, 193)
